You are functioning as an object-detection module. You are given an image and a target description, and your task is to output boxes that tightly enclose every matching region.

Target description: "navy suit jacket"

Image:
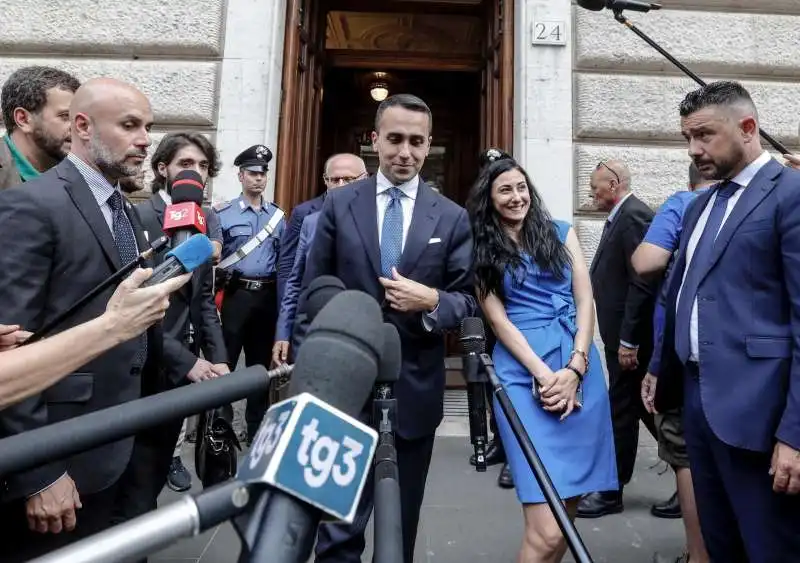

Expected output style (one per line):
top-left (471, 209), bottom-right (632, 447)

top-left (276, 211), bottom-right (319, 341)
top-left (277, 194), bottom-right (324, 301)
top-left (656, 158), bottom-right (800, 453)
top-left (302, 176), bottom-right (476, 439)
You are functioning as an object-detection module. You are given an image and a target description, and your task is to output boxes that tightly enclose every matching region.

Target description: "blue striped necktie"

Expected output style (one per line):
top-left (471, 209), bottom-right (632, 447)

top-left (109, 191), bottom-right (148, 369)
top-left (380, 187), bottom-right (405, 278)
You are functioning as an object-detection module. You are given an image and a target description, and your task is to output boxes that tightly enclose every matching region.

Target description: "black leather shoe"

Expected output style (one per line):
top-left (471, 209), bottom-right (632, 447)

top-left (498, 463), bottom-right (514, 489)
top-left (576, 491), bottom-right (623, 518)
top-left (469, 440), bottom-right (506, 467)
top-left (650, 491), bottom-right (681, 519)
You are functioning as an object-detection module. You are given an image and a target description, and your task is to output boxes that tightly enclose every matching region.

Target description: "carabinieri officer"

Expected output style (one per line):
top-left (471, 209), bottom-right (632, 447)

top-left (211, 144), bottom-right (285, 443)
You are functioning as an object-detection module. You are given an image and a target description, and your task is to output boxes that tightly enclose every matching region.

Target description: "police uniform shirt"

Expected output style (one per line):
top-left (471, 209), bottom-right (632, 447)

top-left (213, 195), bottom-right (285, 278)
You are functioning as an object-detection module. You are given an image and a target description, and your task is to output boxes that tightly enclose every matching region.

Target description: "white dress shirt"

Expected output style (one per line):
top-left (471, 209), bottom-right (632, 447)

top-left (677, 150), bottom-right (772, 362)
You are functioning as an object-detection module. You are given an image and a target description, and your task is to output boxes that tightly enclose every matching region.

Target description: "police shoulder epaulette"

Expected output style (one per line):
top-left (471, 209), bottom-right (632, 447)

top-left (269, 201), bottom-right (284, 213)
top-left (212, 200), bottom-right (231, 212)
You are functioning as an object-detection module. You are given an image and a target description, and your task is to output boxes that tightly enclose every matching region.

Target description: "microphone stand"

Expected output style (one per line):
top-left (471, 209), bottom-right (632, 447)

top-left (372, 383), bottom-right (404, 563)
top-left (479, 353), bottom-right (594, 563)
top-left (461, 348), bottom-right (488, 472)
top-left (608, 7), bottom-right (789, 154)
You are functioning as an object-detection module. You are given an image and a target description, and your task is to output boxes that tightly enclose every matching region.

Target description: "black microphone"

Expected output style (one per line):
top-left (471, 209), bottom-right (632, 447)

top-left (459, 318), bottom-right (489, 472)
top-left (305, 275), bottom-right (346, 322)
top-left (373, 323), bottom-right (403, 563)
top-left (243, 290), bottom-right (384, 563)
top-left (577, 0), bottom-right (661, 12)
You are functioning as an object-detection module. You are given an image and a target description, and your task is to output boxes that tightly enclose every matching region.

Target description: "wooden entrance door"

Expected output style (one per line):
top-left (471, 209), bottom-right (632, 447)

top-left (274, 0), bottom-right (327, 211)
top-left (480, 0), bottom-right (514, 153)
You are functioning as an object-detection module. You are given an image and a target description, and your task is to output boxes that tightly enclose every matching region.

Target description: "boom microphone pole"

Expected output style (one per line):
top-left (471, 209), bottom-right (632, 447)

top-left (577, 0), bottom-right (790, 155)
top-left (459, 318), bottom-right (594, 563)
top-left (372, 323), bottom-right (404, 563)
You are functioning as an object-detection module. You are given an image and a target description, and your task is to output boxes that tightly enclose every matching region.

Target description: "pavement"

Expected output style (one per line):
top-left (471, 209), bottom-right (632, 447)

top-left (152, 422), bottom-right (685, 562)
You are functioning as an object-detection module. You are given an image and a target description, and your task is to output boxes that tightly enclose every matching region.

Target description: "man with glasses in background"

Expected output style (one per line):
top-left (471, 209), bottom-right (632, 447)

top-left (579, 159), bottom-right (661, 518)
top-left (272, 153), bottom-right (367, 366)
top-left (277, 153), bottom-right (367, 303)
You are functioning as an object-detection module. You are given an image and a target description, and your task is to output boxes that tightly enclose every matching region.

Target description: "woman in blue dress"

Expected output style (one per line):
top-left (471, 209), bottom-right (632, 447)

top-left (466, 158), bottom-right (617, 562)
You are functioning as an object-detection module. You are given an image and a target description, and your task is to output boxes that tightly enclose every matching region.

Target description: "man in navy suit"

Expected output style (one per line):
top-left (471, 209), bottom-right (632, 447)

top-left (276, 154), bottom-right (367, 301)
top-left (656, 81), bottom-right (800, 562)
top-left (272, 153), bottom-right (366, 365)
top-left (303, 93), bottom-right (475, 563)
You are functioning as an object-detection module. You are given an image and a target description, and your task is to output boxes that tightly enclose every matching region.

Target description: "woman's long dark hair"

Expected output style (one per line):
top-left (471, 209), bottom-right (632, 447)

top-left (466, 158), bottom-right (571, 301)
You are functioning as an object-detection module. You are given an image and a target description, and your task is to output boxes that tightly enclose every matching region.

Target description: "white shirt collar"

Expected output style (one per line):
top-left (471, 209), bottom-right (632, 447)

top-left (376, 169), bottom-right (419, 200)
top-left (159, 190), bottom-right (172, 205)
top-left (607, 191), bottom-right (633, 223)
top-left (730, 150), bottom-right (771, 188)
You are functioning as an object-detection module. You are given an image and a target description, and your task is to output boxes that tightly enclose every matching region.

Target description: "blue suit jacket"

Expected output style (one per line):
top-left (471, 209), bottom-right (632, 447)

top-left (276, 211), bottom-right (319, 341)
top-left (302, 176), bottom-right (476, 439)
top-left (656, 158), bottom-right (800, 453)
top-left (277, 194), bottom-right (324, 301)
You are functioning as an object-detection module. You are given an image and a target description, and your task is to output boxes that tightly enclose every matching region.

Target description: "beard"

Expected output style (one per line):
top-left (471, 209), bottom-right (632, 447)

top-left (31, 123), bottom-right (69, 163)
top-left (88, 130), bottom-right (146, 182)
top-left (694, 143), bottom-right (745, 181)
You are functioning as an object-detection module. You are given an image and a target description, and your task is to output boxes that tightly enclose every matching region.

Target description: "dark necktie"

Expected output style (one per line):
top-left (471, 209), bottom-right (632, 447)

top-left (108, 191), bottom-right (148, 369)
top-left (674, 181), bottom-right (739, 362)
top-left (380, 187), bottom-right (405, 278)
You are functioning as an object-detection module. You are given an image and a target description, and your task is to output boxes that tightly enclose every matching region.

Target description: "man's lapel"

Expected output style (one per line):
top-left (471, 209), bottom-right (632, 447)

top-left (699, 159), bottom-right (781, 284)
top-left (398, 182), bottom-right (441, 275)
top-left (59, 160), bottom-right (122, 270)
top-left (590, 196), bottom-right (631, 273)
top-left (349, 176), bottom-right (382, 276)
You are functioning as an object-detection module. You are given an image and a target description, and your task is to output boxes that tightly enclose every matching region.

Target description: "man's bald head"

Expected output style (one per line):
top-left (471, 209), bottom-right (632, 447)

top-left (323, 153), bottom-right (367, 189)
top-left (590, 159), bottom-right (632, 212)
top-left (69, 78), bottom-right (153, 184)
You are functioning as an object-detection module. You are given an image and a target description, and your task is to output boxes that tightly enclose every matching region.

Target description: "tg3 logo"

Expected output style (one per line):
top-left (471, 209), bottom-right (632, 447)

top-left (297, 418), bottom-right (364, 488)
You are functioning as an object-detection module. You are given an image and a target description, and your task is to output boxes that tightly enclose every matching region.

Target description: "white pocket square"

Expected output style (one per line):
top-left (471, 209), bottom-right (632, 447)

top-left (428, 237), bottom-right (441, 244)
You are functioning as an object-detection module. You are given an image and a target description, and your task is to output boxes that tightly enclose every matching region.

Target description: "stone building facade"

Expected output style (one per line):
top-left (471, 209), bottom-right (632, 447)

top-left (2, 0), bottom-right (798, 262)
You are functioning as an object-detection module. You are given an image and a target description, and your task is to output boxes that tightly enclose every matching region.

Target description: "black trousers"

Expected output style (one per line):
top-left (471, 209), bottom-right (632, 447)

top-left (0, 482), bottom-right (120, 562)
top-left (605, 346), bottom-right (657, 486)
top-left (315, 433), bottom-right (436, 563)
top-left (220, 283), bottom-right (278, 438)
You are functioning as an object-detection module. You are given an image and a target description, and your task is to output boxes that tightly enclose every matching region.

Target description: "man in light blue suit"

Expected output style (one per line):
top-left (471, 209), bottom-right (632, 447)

top-left (656, 81), bottom-right (800, 563)
top-left (272, 153), bottom-right (366, 365)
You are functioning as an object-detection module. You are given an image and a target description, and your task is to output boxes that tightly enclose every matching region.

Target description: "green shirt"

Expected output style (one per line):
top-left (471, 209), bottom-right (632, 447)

top-left (3, 135), bottom-right (39, 182)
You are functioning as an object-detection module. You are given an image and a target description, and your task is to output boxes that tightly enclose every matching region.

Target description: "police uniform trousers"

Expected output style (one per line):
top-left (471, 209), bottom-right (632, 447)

top-left (220, 277), bottom-right (278, 439)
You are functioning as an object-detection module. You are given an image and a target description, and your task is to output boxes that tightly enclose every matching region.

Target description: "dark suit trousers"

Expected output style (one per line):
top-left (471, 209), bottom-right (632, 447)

top-left (221, 284), bottom-right (278, 438)
top-left (605, 345), bottom-right (657, 486)
top-left (0, 482), bottom-right (119, 562)
top-left (683, 367), bottom-right (800, 563)
top-left (315, 433), bottom-right (436, 563)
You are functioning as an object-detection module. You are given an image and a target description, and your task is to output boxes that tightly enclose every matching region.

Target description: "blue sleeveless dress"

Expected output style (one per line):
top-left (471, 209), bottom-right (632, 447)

top-left (492, 220), bottom-right (618, 503)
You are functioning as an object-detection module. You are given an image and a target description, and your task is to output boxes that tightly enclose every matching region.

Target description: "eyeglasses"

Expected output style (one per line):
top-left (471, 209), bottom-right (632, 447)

top-left (596, 160), bottom-right (620, 184)
top-left (324, 173), bottom-right (366, 185)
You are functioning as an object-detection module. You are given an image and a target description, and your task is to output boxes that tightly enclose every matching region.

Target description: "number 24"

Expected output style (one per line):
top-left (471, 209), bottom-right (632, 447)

top-left (535, 23), bottom-right (563, 42)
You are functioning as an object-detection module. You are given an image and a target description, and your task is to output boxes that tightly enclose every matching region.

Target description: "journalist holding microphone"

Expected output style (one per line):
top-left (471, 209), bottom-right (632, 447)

top-left (0, 269), bottom-right (189, 410)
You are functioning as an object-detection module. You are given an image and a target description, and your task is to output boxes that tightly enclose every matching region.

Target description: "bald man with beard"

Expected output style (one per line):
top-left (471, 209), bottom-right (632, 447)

top-left (0, 78), bottom-right (165, 560)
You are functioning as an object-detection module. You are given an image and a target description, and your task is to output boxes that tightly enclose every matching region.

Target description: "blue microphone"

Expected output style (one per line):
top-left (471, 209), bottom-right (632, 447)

top-left (143, 233), bottom-right (213, 286)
